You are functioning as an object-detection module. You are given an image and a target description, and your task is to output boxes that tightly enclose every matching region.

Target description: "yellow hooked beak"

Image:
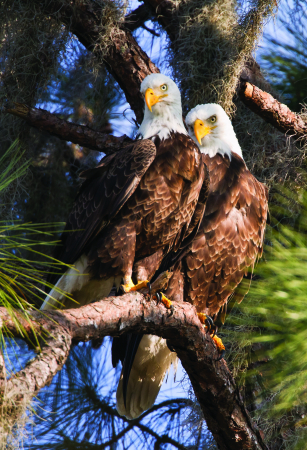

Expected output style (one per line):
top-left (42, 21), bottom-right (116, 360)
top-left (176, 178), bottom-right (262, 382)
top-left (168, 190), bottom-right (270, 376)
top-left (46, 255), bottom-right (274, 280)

top-left (145, 88), bottom-right (168, 112)
top-left (194, 119), bottom-right (216, 145)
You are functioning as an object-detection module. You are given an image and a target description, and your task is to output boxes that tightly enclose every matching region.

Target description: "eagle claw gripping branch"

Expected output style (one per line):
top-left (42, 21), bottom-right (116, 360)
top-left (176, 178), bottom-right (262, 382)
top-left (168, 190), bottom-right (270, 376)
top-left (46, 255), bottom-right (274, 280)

top-left (198, 313), bottom-right (225, 360)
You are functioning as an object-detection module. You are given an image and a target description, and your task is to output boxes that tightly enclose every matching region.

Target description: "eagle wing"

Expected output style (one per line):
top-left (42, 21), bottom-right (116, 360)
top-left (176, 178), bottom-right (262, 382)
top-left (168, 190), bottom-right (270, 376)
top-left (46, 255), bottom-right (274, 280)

top-left (50, 140), bottom-right (156, 278)
top-left (164, 153), bottom-right (268, 321)
top-left (184, 153), bottom-right (269, 318)
top-left (153, 162), bottom-right (210, 278)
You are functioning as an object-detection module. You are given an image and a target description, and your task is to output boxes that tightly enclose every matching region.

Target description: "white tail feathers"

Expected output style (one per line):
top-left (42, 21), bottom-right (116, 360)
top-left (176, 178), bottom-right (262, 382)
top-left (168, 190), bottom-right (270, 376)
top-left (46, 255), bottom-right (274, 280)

top-left (41, 254), bottom-right (120, 310)
top-left (116, 335), bottom-right (178, 419)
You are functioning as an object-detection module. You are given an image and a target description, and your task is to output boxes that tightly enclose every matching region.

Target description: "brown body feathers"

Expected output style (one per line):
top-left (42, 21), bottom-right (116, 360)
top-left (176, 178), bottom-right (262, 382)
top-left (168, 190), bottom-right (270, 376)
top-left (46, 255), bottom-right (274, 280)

top-left (166, 152), bottom-right (269, 323)
top-left (49, 133), bottom-right (208, 287)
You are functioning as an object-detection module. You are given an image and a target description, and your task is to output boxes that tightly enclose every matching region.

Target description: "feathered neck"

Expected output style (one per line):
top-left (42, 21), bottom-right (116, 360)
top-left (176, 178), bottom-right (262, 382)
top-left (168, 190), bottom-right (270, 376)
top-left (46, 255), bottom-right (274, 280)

top-left (198, 136), bottom-right (243, 160)
top-left (137, 102), bottom-right (187, 140)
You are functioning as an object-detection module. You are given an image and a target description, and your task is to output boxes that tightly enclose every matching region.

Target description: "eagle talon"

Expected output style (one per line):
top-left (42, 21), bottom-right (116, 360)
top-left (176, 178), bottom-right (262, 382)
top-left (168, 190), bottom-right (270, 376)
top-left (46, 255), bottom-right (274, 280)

top-left (147, 282), bottom-right (152, 296)
top-left (155, 292), bottom-right (161, 302)
top-left (216, 349), bottom-right (225, 361)
top-left (209, 324), bottom-right (216, 337)
top-left (198, 313), bottom-right (216, 334)
top-left (205, 316), bottom-right (215, 335)
top-left (153, 292), bottom-right (173, 310)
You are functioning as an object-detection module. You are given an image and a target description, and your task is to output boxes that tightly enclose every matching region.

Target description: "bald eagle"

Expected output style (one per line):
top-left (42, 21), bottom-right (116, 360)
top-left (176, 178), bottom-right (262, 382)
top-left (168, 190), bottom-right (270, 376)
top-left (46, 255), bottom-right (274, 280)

top-left (40, 73), bottom-right (209, 417)
top-left (171, 104), bottom-right (269, 322)
top-left (118, 103), bottom-right (269, 419)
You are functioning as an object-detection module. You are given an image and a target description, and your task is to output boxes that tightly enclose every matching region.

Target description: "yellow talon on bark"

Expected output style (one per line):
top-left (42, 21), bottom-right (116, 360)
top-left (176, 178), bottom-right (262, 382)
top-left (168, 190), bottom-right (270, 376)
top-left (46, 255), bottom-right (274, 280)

top-left (121, 278), bottom-right (149, 293)
top-left (160, 293), bottom-right (172, 309)
top-left (211, 334), bottom-right (225, 353)
top-left (197, 313), bottom-right (207, 324)
top-left (153, 292), bottom-right (173, 310)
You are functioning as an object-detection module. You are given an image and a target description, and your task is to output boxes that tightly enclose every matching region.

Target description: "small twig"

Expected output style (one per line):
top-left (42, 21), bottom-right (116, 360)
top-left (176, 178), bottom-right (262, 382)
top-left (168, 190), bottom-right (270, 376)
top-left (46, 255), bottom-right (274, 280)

top-left (141, 24), bottom-right (160, 37)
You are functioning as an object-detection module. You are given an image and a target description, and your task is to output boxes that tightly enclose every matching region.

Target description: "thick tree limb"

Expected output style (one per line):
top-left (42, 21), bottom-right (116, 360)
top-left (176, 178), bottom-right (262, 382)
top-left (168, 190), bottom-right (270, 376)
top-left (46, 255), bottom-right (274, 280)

top-left (239, 81), bottom-right (307, 139)
top-left (4, 102), bottom-right (132, 153)
top-left (1, 295), bottom-right (267, 450)
top-left (0, 317), bottom-right (71, 428)
top-left (36, 0), bottom-right (159, 124)
top-left (4, 328), bottom-right (71, 404)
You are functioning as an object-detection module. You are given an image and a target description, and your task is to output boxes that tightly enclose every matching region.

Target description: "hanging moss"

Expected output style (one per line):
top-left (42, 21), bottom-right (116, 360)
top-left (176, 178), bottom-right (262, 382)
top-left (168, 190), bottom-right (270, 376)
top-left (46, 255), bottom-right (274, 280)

top-left (167, 0), bottom-right (307, 185)
top-left (0, 0), bottom-right (122, 222)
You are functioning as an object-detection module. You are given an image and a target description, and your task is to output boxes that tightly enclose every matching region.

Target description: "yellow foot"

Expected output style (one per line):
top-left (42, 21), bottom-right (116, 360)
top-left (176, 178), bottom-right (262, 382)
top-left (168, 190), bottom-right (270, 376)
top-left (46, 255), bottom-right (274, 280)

top-left (211, 334), bottom-right (225, 360)
top-left (197, 313), bottom-right (215, 333)
top-left (197, 313), bottom-right (207, 324)
top-left (211, 335), bottom-right (225, 353)
top-left (121, 278), bottom-right (149, 293)
top-left (154, 292), bottom-right (173, 310)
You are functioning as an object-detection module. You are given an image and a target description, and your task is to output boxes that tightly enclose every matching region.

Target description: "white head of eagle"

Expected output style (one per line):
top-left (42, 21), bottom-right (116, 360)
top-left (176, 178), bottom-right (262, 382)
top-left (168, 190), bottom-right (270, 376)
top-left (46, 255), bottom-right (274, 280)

top-left (186, 103), bottom-right (243, 159)
top-left (137, 73), bottom-right (187, 140)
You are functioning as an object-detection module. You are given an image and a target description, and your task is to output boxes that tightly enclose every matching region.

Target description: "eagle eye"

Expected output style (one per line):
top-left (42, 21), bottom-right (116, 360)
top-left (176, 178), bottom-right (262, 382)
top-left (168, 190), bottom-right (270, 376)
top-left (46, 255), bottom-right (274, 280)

top-left (160, 84), bottom-right (168, 92)
top-left (210, 115), bottom-right (217, 124)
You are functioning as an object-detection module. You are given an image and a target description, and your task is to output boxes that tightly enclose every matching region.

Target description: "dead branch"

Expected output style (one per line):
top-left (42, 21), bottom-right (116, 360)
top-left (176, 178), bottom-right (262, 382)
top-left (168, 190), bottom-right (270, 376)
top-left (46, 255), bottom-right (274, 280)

top-left (1, 293), bottom-right (267, 450)
top-left (36, 0), bottom-right (159, 124)
top-left (239, 81), bottom-right (307, 139)
top-left (4, 102), bottom-right (132, 153)
top-left (143, 0), bottom-right (178, 41)
top-left (124, 4), bottom-right (153, 32)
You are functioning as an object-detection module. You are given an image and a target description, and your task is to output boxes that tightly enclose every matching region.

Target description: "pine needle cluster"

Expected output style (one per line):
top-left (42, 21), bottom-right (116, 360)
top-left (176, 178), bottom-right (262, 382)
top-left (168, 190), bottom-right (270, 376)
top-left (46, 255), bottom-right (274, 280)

top-left (222, 186), bottom-right (307, 449)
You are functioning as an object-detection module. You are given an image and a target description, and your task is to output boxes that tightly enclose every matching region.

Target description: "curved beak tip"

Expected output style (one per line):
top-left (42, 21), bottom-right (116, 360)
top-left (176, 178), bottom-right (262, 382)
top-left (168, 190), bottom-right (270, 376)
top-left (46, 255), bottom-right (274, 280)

top-left (194, 119), bottom-right (212, 145)
top-left (145, 88), bottom-right (155, 112)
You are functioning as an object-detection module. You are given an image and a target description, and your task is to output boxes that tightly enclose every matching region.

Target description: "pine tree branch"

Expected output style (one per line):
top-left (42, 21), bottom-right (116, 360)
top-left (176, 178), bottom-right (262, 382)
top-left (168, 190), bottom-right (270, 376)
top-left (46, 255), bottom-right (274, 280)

top-left (5, 330), bottom-right (71, 396)
top-left (36, 0), bottom-right (159, 124)
top-left (1, 319), bottom-right (71, 427)
top-left (142, 0), bottom-right (178, 41)
top-left (0, 294), bottom-right (267, 450)
top-left (239, 81), bottom-right (307, 139)
top-left (124, 4), bottom-right (153, 32)
top-left (100, 400), bottom-right (190, 450)
top-left (4, 102), bottom-right (132, 153)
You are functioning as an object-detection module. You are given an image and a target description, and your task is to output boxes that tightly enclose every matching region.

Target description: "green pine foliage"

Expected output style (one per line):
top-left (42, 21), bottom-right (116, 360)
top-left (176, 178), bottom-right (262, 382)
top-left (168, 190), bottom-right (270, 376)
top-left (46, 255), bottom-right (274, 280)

top-left (223, 188), bottom-right (307, 449)
top-left (0, 142), bottom-right (71, 342)
top-left (19, 340), bottom-right (216, 450)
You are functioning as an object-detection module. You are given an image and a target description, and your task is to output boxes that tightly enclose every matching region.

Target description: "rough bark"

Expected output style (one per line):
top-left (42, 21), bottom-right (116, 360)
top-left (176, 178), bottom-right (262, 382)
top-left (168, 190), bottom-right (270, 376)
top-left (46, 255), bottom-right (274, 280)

top-left (239, 81), bottom-right (307, 139)
top-left (5, 102), bottom-right (132, 153)
top-left (36, 0), bottom-right (159, 124)
top-left (1, 294), bottom-right (267, 450)
top-left (0, 349), bottom-right (6, 383)
top-left (4, 327), bottom-right (71, 406)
